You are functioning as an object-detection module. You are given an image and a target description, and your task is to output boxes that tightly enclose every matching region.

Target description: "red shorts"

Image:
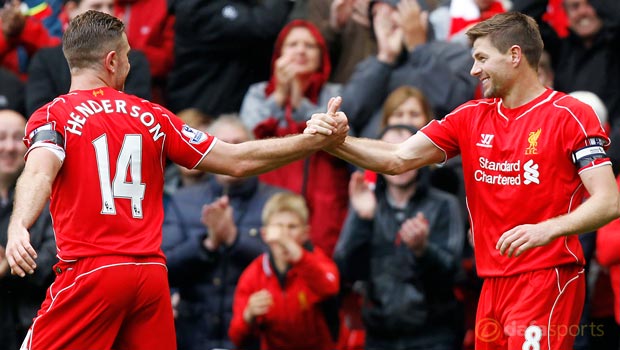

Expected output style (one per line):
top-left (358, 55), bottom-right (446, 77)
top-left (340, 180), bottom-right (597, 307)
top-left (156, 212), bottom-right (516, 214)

top-left (21, 255), bottom-right (176, 350)
top-left (475, 264), bottom-right (585, 350)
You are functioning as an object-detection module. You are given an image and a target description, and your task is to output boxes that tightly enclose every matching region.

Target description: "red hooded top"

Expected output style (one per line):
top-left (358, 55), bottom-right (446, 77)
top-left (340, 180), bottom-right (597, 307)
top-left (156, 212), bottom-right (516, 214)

top-left (264, 19), bottom-right (331, 106)
top-left (253, 20), bottom-right (349, 256)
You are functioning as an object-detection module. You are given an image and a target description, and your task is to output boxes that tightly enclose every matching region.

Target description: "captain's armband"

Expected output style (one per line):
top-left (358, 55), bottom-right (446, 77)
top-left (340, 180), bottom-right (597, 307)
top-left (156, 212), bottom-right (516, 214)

top-left (31, 130), bottom-right (65, 148)
top-left (572, 138), bottom-right (607, 168)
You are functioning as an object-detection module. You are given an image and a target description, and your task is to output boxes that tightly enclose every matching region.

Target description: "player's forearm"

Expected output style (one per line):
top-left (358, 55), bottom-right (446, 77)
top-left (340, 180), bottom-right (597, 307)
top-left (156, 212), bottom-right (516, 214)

top-left (208, 133), bottom-right (326, 177)
top-left (10, 170), bottom-right (53, 230)
top-left (9, 149), bottom-right (60, 231)
top-left (327, 136), bottom-right (405, 174)
top-left (545, 189), bottom-right (620, 239)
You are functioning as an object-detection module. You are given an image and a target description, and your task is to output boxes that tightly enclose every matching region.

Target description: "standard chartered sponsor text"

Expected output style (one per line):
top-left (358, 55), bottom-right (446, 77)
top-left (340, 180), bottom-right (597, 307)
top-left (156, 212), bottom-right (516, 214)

top-left (475, 169), bottom-right (522, 185)
top-left (475, 157), bottom-right (534, 185)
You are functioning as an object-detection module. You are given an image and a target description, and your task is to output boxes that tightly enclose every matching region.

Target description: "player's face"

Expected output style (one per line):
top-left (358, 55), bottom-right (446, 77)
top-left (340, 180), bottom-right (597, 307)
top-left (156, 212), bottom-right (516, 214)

top-left (0, 112), bottom-right (26, 179)
top-left (470, 36), bottom-right (513, 99)
top-left (381, 128), bottom-right (418, 188)
top-left (113, 33), bottom-right (131, 91)
top-left (387, 97), bottom-right (429, 129)
top-left (564, 0), bottom-right (602, 39)
top-left (280, 27), bottom-right (321, 76)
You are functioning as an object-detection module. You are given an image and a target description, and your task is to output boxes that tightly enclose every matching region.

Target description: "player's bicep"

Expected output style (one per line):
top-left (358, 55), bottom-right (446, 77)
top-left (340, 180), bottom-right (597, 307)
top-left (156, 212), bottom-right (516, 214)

top-left (397, 132), bottom-right (446, 169)
top-left (579, 164), bottom-right (617, 200)
top-left (195, 140), bottom-right (240, 176)
top-left (23, 147), bottom-right (63, 181)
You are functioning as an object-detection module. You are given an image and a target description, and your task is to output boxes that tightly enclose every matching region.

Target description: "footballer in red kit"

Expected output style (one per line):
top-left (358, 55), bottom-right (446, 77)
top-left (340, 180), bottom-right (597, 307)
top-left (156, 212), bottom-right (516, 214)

top-left (421, 88), bottom-right (606, 349)
top-left (304, 12), bottom-right (620, 350)
top-left (26, 88), bottom-right (216, 261)
top-left (20, 87), bottom-right (216, 349)
top-left (6, 10), bottom-right (348, 350)
top-left (421, 88), bottom-right (609, 277)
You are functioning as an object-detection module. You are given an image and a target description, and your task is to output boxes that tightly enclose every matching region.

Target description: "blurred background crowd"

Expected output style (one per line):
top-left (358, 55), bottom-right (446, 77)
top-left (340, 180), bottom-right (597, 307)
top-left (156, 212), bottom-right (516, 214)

top-left (1, 0), bottom-right (620, 349)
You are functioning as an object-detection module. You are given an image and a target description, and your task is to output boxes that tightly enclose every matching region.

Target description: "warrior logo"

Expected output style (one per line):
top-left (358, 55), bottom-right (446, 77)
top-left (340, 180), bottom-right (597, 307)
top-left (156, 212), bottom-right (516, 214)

top-left (525, 128), bottom-right (541, 155)
top-left (476, 134), bottom-right (494, 148)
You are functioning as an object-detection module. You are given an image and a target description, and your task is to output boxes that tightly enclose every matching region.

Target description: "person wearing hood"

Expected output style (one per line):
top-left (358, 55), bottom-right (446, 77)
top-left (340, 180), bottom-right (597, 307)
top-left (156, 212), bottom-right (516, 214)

top-left (240, 19), bottom-right (350, 257)
top-left (334, 124), bottom-right (465, 350)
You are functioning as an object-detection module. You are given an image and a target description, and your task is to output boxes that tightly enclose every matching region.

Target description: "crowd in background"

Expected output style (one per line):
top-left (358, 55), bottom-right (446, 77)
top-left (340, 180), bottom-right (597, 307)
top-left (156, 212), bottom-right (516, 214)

top-left (1, 0), bottom-right (619, 349)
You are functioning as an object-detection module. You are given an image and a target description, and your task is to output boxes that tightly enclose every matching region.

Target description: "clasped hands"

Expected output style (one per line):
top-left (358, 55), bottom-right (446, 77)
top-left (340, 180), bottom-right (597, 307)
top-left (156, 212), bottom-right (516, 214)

top-left (304, 96), bottom-right (350, 149)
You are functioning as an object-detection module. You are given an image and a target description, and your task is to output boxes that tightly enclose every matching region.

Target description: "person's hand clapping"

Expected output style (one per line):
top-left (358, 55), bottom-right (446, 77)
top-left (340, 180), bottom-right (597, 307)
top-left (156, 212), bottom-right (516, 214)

top-left (349, 171), bottom-right (376, 219)
top-left (399, 212), bottom-right (429, 257)
top-left (273, 53), bottom-right (301, 107)
top-left (1, 0), bottom-right (27, 39)
top-left (397, 0), bottom-right (428, 51)
top-left (330, 0), bottom-right (371, 30)
top-left (243, 289), bottom-right (274, 324)
top-left (373, 3), bottom-right (403, 64)
top-left (201, 196), bottom-right (238, 251)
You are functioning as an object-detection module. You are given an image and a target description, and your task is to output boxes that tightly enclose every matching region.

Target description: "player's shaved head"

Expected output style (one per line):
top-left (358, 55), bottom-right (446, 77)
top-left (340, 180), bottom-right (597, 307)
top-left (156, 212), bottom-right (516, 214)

top-left (62, 10), bottom-right (125, 71)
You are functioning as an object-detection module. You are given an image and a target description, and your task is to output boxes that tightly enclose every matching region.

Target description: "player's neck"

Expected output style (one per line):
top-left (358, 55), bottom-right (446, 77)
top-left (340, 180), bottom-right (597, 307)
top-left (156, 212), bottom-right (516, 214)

top-left (69, 71), bottom-right (112, 93)
top-left (501, 72), bottom-right (547, 109)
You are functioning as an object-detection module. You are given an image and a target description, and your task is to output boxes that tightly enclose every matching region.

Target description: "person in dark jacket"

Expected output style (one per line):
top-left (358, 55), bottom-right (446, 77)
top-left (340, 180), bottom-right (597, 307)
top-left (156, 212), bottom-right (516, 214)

top-left (167, 0), bottom-right (292, 117)
top-left (0, 110), bottom-right (56, 350)
top-left (24, 0), bottom-right (151, 116)
top-left (513, 0), bottom-right (620, 128)
top-left (334, 125), bottom-right (465, 350)
top-left (162, 115), bottom-right (286, 350)
top-left (340, 0), bottom-right (478, 138)
top-left (0, 67), bottom-right (25, 115)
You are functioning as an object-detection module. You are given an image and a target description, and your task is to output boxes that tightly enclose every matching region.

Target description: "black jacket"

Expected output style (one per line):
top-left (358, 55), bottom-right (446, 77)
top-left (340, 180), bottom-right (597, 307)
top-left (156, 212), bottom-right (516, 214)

top-left (514, 0), bottom-right (620, 127)
top-left (162, 177), bottom-right (284, 350)
top-left (334, 170), bottom-right (465, 349)
top-left (1, 189), bottom-right (57, 350)
top-left (0, 68), bottom-right (25, 115)
top-left (166, 0), bottom-right (292, 117)
top-left (25, 45), bottom-right (152, 116)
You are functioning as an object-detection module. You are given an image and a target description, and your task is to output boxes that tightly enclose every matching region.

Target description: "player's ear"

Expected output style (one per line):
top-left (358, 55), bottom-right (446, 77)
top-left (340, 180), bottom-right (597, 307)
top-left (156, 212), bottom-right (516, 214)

top-left (509, 45), bottom-right (522, 66)
top-left (104, 50), bottom-right (118, 74)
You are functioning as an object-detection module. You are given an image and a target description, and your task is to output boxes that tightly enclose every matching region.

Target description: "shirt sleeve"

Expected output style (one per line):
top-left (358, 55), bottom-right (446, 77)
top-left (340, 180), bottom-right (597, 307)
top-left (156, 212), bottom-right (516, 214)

top-left (24, 100), bottom-right (66, 161)
top-left (419, 104), bottom-right (470, 161)
top-left (562, 98), bottom-right (611, 173)
top-left (154, 104), bottom-right (217, 169)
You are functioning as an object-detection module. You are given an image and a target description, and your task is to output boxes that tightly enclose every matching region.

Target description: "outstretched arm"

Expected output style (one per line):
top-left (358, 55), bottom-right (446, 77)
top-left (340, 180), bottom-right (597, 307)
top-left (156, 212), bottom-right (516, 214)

top-left (497, 165), bottom-right (620, 257)
top-left (197, 97), bottom-right (348, 177)
top-left (6, 148), bottom-right (62, 277)
top-left (306, 110), bottom-right (445, 174)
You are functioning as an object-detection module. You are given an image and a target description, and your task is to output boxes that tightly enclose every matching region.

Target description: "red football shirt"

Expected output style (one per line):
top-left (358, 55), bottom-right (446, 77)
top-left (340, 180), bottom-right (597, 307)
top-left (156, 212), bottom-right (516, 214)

top-left (25, 87), bottom-right (216, 261)
top-left (421, 89), bottom-right (610, 277)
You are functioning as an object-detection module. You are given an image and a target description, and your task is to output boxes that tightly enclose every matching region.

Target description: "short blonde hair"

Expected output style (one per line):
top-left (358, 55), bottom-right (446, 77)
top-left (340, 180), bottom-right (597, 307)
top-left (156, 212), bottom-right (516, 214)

top-left (262, 193), bottom-right (309, 225)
